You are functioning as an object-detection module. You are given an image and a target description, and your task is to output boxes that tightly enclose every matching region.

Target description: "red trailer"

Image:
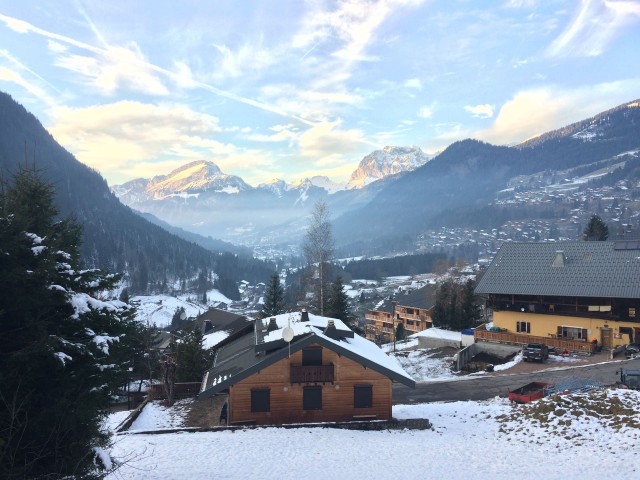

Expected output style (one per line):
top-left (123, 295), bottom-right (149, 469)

top-left (507, 382), bottom-right (550, 404)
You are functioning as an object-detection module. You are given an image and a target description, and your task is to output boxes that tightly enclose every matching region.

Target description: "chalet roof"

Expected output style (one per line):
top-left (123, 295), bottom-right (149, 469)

top-left (372, 285), bottom-right (436, 314)
top-left (475, 241), bottom-right (640, 298)
top-left (199, 311), bottom-right (415, 399)
top-left (195, 308), bottom-right (252, 349)
top-left (398, 284), bottom-right (436, 309)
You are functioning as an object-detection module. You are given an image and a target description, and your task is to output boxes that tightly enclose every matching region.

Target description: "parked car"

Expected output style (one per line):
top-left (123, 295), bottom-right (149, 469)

top-left (523, 343), bottom-right (549, 362)
top-left (625, 344), bottom-right (640, 359)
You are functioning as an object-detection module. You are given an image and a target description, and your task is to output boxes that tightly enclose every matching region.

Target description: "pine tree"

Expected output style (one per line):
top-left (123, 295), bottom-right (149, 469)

top-left (0, 169), bottom-right (138, 478)
top-left (396, 322), bottom-right (406, 341)
top-left (583, 214), bottom-right (609, 241)
top-left (262, 273), bottom-right (285, 317)
top-left (326, 276), bottom-right (350, 322)
top-left (175, 325), bottom-right (214, 383)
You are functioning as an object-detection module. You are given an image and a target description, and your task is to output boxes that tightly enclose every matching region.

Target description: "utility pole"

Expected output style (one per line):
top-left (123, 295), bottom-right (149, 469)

top-left (392, 300), bottom-right (397, 353)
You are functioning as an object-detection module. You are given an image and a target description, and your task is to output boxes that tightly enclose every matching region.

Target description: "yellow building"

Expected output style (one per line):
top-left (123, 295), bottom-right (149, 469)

top-left (475, 241), bottom-right (640, 351)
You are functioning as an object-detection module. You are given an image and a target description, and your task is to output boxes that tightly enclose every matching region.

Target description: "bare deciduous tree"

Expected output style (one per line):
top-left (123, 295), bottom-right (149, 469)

top-left (302, 201), bottom-right (334, 316)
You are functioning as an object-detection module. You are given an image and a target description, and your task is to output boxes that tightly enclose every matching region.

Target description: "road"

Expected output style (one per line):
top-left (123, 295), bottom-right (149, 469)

top-left (393, 356), bottom-right (640, 404)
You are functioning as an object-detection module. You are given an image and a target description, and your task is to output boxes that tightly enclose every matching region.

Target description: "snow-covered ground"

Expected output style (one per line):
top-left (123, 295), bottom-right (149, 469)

top-left (106, 389), bottom-right (640, 480)
top-left (130, 289), bottom-right (232, 327)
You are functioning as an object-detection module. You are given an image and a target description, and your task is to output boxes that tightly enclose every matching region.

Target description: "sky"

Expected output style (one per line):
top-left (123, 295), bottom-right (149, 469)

top-left (1, 1), bottom-right (640, 187)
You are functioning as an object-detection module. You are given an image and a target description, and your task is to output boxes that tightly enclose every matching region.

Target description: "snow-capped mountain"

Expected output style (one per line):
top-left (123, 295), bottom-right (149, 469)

top-left (291, 176), bottom-right (347, 194)
top-left (113, 160), bottom-right (251, 202)
top-left (256, 178), bottom-right (293, 197)
top-left (347, 146), bottom-right (433, 189)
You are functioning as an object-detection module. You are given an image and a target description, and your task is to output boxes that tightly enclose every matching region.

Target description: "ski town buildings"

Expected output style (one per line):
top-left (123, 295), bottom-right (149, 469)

top-left (198, 310), bottom-right (414, 426)
top-left (364, 285), bottom-right (435, 344)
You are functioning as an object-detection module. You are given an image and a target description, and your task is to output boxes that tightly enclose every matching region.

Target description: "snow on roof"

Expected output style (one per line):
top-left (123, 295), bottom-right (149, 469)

top-left (260, 311), bottom-right (350, 343)
top-left (260, 311), bottom-right (413, 384)
top-left (411, 327), bottom-right (462, 342)
top-left (202, 330), bottom-right (230, 349)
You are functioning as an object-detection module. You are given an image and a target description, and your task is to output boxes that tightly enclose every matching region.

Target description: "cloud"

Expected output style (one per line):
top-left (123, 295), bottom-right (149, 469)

top-left (47, 40), bottom-right (67, 53)
top-left (417, 106), bottom-right (434, 119)
top-left (54, 42), bottom-right (170, 96)
top-left (0, 13), bottom-right (316, 126)
top-left (48, 101), bottom-right (226, 181)
top-left (211, 39), bottom-right (276, 81)
top-left (404, 78), bottom-right (423, 90)
top-left (464, 104), bottom-right (495, 118)
top-left (546, 0), bottom-right (640, 58)
top-left (0, 67), bottom-right (56, 106)
top-left (476, 79), bottom-right (640, 145)
top-left (293, 0), bottom-right (425, 64)
top-left (297, 120), bottom-right (377, 159)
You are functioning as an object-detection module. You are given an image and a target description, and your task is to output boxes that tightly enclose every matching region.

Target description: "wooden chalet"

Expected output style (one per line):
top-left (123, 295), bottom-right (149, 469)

top-left (198, 310), bottom-right (415, 426)
top-left (364, 285), bottom-right (435, 343)
top-left (475, 241), bottom-right (640, 351)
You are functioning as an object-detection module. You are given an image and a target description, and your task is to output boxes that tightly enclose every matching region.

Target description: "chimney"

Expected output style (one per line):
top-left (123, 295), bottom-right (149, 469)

top-left (300, 309), bottom-right (309, 322)
top-left (204, 320), bottom-right (213, 333)
top-left (324, 320), bottom-right (339, 339)
top-left (267, 317), bottom-right (279, 332)
top-left (552, 250), bottom-right (566, 268)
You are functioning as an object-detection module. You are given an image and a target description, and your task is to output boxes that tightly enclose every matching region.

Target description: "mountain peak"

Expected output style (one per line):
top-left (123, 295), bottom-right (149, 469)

top-left (113, 160), bottom-right (250, 200)
top-left (347, 146), bottom-right (432, 189)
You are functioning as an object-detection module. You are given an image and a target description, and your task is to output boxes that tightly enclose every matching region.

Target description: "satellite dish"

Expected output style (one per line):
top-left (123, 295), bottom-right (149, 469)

top-left (282, 327), bottom-right (294, 343)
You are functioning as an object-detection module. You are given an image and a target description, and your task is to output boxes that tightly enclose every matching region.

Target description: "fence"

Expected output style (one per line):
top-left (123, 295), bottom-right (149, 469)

top-left (474, 329), bottom-right (595, 354)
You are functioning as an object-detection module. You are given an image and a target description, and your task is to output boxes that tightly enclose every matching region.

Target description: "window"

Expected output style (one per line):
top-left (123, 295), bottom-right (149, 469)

top-left (557, 326), bottom-right (586, 340)
top-left (303, 386), bottom-right (322, 410)
top-left (251, 388), bottom-right (270, 413)
top-left (302, 347), bottom-right (322, 366)
top-left (406, 308), bottom-right (414, 315)
top-left (630, 308), bottom-right (636, 318)
top-left (516, 321), bottom-right (531, 333)
top-left (354, 385), bottom-right (373, 408)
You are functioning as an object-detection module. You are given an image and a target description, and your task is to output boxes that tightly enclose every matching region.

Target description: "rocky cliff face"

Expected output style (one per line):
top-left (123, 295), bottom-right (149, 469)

top-left (347, 146), bottom-right (432, 188)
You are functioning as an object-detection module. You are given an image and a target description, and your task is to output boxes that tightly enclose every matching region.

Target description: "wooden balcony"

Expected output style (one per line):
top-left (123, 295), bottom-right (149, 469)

top-left (290, 364), bottom-right (335, 384)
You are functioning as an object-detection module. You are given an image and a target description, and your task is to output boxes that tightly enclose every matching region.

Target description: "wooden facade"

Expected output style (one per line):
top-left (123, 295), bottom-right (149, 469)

top-left (228, 343), bottom-right (392, 425)
top-left (365, 305), bottom-right (432, 343)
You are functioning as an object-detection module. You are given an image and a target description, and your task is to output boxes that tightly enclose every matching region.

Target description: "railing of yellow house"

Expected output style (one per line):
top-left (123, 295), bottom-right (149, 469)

top-left (474, 330), bottom-right (595, 354)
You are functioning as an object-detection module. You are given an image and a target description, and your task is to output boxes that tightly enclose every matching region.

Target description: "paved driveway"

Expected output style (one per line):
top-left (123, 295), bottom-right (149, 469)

top-left (393, 352), bottom-right (640, 404)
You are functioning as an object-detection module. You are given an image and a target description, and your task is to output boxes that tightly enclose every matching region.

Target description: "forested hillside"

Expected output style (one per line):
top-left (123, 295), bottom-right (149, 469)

top-left (0, 92), bottom-right (273, 294)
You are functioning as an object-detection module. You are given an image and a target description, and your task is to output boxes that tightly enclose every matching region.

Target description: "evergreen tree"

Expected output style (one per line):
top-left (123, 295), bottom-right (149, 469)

top-left (0, 169), bottom-right (138, 478)
top-left (396, 322), bottom-right (406, 341)
top-left (171, 306), bottom-right (186, 329)
top-left (459, 279), bottom-right (481, 329)
top-left (583, 214), bottom-right (609, 241)
top-left (432, 278), bottom-right (481, 330)
top-left (175, 325), bottom-right (213, 383)
top-left (262, 273), bottom-right (285, 317)
top-left (326, 276), bottom-right (350, 322)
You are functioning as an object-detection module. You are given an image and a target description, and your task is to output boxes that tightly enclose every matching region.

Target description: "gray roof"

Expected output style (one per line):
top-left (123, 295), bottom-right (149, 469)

top-left (199, 312), bottom-right (415, 399)
top-left (373, 285), bottom-right (436, 314)
top-left (475, 241), bottom-right (640, 298)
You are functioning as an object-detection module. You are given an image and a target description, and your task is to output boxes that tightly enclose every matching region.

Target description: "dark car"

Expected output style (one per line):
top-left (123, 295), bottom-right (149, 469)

top-left (625, 344), bottom-right (640, 359)
top-left (523, 343), bottom-right (549, 362)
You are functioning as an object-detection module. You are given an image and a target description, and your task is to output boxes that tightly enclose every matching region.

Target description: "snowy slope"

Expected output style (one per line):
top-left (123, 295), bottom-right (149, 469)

top-left (107, 389), bottom-right (640, 479)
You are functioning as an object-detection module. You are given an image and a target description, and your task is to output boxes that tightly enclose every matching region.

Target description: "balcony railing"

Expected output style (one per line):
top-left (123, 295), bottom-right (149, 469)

top-left (290, 364), bottom-right (335, 384)
top-left (474, 330), bottom-right (595, 353)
